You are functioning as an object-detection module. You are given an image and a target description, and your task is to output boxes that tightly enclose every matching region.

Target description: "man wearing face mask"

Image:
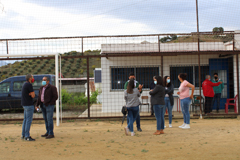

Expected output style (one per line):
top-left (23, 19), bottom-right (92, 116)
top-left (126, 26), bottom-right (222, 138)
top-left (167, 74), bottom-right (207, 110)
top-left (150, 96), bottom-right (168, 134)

top-left (124, 72), bottom-right (143, 132)
top-left (36, 76), bottom-right (58, 139)
top-left (212, 73), bottom-right (224, 113)
top-left (21, 74), bottom-right (36, 141)
top-left (202, 75), bottom-right (222, 115)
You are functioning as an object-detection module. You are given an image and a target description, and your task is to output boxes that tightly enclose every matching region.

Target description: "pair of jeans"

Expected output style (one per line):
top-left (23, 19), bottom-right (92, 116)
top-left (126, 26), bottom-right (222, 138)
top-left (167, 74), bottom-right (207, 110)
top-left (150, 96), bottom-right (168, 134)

top-left (127, 112), bottom-right (141, 129)
top-left (41, 104), bottom-right (55, 135)
top-left (205, 97), bottom-right (213, 114)
top-left (153, 104), bottom-right (165, 130)
top-left (127, 106), bottom-right (139, 132)
top-left (22, 105), bottom-right (34, 138)
top-left (212, 93), bottom-right (221, 111)
top-left (164, 97), bottom-right (173, 124)
top-left (180, 97), bottom-right (191, 124)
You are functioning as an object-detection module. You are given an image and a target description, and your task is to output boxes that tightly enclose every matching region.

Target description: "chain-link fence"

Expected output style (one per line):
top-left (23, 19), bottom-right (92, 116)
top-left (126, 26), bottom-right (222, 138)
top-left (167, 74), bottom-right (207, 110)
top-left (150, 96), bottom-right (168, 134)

top-left (0, 31), bottom-right (239, 121)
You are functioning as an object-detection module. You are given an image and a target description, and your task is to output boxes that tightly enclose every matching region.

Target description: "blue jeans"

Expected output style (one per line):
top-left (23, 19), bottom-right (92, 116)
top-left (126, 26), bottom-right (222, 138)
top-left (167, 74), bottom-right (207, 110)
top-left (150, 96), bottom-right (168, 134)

top-left (127, 106), bottom-right (139, 132)
top-left (127, 112), bottom-right (141, 129)
top-left (22, 105), bottom-right (34, 138)
top-left (164, 97), bottom-right (173, 124)
top-left (181, 97), bottom-right (191, 124)
top-left (41, 104), bottom-right (55, 135)
top-left (153, 105), bottom-right (165, 130)
top-left (212, 93), bottom-right (221, 111)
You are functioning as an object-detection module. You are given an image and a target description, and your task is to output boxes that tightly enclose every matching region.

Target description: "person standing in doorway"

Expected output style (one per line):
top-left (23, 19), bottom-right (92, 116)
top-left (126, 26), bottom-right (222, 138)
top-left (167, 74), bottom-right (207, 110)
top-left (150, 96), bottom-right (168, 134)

top-left (124, 72), bottom-right (143, 132)
top-left (124, 79), bottom-right (141, 136)
top-left (21, 74), bottom-right (36, 141)
top-left (212, 73), bottom-right (224, 113)
top-left (163, 76), bottom-right (174, 128)
top-left (177, 73), bottom-right (195, 129)
top-left (36, 76), bottom-right (58, 139)
top-left (202, 75), bottom-right (222, 115)
top-left (149, 76), bottom-right (165, 135)
top-left (150, 76), bottom-right (156, 116)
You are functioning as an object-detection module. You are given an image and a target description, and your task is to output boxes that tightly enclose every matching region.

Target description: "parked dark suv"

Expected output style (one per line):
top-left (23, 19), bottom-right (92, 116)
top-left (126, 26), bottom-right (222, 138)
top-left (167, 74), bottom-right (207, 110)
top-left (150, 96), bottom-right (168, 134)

top-left (0, 74), bottom-right (55, 110)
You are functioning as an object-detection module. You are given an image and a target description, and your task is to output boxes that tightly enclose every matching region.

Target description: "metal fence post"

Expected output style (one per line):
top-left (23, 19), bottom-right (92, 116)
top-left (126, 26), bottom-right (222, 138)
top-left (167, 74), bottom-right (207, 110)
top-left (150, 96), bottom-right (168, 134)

top-left (87, 57), bottom-right (90, 118)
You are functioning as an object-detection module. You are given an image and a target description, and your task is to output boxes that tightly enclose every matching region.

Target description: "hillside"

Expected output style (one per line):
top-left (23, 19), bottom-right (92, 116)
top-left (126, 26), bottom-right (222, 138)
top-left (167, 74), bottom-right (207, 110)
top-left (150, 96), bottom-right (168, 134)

top-left (0, 50), bottom-right (101, 81)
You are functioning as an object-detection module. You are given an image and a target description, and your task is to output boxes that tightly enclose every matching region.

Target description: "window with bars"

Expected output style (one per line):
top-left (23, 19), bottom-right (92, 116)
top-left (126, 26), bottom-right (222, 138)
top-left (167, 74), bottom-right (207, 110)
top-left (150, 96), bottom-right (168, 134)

top-left (170, 65), bottom-right (209, 88)
top-left (111, 66), bottom-right (159, 90)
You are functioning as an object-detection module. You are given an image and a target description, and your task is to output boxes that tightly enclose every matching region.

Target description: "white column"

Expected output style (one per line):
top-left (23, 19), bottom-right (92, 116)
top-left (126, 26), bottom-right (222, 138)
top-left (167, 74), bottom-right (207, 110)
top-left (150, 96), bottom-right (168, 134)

top-left (55, 54), bottom-right (59, 126)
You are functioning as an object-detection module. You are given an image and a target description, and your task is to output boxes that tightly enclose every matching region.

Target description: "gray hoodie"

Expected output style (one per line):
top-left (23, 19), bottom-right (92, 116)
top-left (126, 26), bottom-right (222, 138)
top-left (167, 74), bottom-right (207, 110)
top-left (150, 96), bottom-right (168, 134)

top-left (124, 88), bottom-right (141, 107)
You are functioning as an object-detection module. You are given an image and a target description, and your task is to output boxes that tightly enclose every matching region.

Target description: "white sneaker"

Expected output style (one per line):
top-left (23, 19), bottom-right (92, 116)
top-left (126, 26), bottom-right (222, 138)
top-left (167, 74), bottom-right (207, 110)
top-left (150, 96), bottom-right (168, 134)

top-left (124, 127), bottom-right (129, 136)
top-left (164, 126), bottom-right (166, 128)
top-left (131, 132), bottom-right (135, 136)
top-left (182, 124), bottom-right (190, 129)
top-left (179, 123), bottom-right (186, 128)
top-left (169, 124), bottom-right (172, 128)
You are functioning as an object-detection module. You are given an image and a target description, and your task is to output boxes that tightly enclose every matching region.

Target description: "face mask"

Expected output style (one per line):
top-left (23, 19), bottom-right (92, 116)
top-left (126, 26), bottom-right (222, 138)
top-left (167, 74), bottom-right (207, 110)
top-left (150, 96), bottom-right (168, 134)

top-left (214, 77), bottom-right (218, 79)
top-left (167, 79), bottom-right (170, 83)
top-left (31, 78), bottom-right (35, 83)
top-left (42, 81), bottom-right (47, 86)
top-left (154, 81), bottom-right (157, 85)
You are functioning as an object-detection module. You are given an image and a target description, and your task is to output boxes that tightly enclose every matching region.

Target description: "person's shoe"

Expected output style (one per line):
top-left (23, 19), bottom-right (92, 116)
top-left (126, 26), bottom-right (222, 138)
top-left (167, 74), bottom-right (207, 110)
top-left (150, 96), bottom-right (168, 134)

top-left (25, 137), bottom-right (35, 141)
top-left (160, 130), bottom-right (164, 134)
top-left (124, 127), bottom-right (129, 136)
top-left (131, 132), bottom-right (135, 136)
top-left (153, 130), bottom-right (161, 135)
top-left (182, 124), bottom-right (190, 129)
top-left (164, 126), bottom-right (166, 128)
top-left (41, 133), bottom-right (48, 137)
top-left (137, 128), bottom-right (142, 132)
top-left (46, 135), bottom-right (55, 139)
top-left (179, 123), bottom-right (185, 128)
top-left (21, 136), bottom-right (25, 140)
top-left (169, 124), bottom-right (172, 128)
top-left (216, 110), bottom-right (219, 113)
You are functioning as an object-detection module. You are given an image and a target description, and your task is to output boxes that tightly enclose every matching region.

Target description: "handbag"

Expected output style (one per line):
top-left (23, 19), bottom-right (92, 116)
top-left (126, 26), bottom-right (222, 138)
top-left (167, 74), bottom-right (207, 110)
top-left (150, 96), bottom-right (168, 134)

top-left (121, 106), bottom-right (128, 115)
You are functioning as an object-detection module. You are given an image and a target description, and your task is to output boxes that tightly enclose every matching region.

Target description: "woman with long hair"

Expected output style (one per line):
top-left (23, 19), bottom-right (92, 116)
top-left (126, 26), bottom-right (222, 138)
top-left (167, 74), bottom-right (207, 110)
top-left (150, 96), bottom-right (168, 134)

top-left (177, 73), bottom-right (195, 129)
top-left (163, 76), bottom-right (174, 128)
top-left (124, 79), bottom-right (141, 136)
top-left (149, 76), bottom-right (165, 135)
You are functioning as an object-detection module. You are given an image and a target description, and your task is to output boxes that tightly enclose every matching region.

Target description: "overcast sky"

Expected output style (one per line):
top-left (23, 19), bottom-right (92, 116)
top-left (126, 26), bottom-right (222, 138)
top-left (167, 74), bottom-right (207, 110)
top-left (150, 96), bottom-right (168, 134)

top-left (0, 0), bottom-right (239, 39)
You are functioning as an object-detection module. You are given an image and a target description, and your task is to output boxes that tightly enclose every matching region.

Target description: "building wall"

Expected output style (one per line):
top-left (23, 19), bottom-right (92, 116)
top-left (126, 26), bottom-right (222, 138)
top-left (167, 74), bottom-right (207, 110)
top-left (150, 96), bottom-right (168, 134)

top-left (101, 54), bottom-right (224, 113)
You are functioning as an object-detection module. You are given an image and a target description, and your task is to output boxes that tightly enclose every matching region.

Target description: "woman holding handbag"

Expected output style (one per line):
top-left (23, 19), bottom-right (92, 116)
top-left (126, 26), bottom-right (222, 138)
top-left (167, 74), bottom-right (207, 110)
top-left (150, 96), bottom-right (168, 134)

top-left (124, 79), bottom-right (141, 136)
top-left (149, 76), bottom-right (165, 135)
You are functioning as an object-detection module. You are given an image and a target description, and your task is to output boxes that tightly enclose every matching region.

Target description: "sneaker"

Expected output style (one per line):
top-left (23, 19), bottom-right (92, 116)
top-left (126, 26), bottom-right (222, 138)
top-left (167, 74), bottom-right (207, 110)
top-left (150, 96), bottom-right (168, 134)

top-left (164, 126), bottom-right (166, 128)
top-left (169, 124), bottom-right (172, 128)
top-left (124, 127), bottom-right (129, 136)
top-left (182, 124), bottom-right (190, 129)
top-left (25, 137), bottom-right (35, 141)
top-left (21, 136), bottom-right (25, 140)
top-left (179, 123), bottom-right (185, 128)
top-left (137, 128), bottom-right (142, 132)
top-left (131, 132), bottom-right (135, 136)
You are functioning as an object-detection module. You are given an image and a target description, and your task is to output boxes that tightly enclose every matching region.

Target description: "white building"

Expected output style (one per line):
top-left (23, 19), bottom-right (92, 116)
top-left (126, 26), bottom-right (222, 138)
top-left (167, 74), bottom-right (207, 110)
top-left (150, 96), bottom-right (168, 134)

top-left (100, 31), bottom-right (240, 113)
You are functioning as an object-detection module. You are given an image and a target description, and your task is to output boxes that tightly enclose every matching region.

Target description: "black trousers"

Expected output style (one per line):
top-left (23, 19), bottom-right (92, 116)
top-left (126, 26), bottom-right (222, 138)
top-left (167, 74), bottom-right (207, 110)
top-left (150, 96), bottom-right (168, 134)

top-left (205, 97), bottom-right (213, 114)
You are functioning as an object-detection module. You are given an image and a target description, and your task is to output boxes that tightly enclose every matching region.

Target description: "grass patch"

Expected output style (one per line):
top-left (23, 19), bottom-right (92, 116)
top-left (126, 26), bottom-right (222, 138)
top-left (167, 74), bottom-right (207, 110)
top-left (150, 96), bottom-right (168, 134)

top-left (141, 149), bottom-right (149, 153)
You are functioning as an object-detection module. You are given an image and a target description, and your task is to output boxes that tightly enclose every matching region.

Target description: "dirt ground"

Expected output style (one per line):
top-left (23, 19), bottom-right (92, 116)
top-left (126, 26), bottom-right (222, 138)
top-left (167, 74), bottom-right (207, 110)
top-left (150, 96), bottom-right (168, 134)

top-left (0, 118), bottom-right (240, 160)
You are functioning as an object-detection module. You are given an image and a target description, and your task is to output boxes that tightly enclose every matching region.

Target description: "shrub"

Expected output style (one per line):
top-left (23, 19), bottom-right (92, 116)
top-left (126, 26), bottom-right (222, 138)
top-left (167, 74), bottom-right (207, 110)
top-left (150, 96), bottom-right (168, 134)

top-left (9, 72), bottom-right (13, 76)
top-left (61, 89), bottom-right (72, 104)
top-left (90, 91), bottom-right (98, 104)
top-left (20, 62), bottom-right (25, 66)
top-left (92, 65), bottom-right (96, 70)
top-left (3, 71), bottom-right (7, 74)
top-left (47, 68), bottom-right (52, 72)
top-left (37, 68), bottom-right (41, 72)
top-left (36, 60), bottom-right (41, 64)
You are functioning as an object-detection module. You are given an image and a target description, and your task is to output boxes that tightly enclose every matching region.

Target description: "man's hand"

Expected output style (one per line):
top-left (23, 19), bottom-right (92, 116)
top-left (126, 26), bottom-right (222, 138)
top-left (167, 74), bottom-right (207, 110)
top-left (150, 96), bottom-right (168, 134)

top-left (190, 95), bottom-right (193, 99)
top-left (29, 92), bottom-right (35, 98)
top-left (177, 92), bottom-right (180, 95)
top-left (35, 106), bottom-right (39, 111)
top-left (219, 81), bottom-right (223, 84)
top-left (139, 84), bottom-right (143, 89)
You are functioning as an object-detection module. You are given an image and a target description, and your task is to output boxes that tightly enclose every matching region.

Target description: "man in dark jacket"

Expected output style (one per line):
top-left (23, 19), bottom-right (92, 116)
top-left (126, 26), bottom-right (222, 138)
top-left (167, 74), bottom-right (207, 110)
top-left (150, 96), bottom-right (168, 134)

top-left (202, 75), bottom-right (222, 115)
top-left (36, 76), bottom-right (58, 139)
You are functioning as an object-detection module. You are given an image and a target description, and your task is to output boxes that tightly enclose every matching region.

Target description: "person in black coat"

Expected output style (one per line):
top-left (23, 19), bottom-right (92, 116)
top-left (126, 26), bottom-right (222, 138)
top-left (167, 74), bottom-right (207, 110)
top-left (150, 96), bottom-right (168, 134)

top-left (149, 76), bottom-right (156, 116)
top-left (163, 76), bottom-right (174, 128)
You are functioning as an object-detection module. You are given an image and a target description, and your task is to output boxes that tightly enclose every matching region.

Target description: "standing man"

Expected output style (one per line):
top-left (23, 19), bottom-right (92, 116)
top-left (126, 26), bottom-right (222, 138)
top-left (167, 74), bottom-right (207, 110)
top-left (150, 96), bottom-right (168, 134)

top-left (36, 76), bottom-right (58, 139)
top-left (124, 72), bottom-right (143, 132)
top-left (212, 73), bottom-right (224, 113)
top-left (202, 75), bottom-right (222, 115)
top-left (21, 74), bottom-right (36, 141)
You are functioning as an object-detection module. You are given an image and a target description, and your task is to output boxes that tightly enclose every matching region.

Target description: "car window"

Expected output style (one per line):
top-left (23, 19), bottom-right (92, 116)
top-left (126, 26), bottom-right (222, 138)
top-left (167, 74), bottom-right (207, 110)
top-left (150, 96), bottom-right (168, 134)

top-left (32, 80), bottom-right (43, 90)
top-left (0, 82), bottom-right (10, 93)
top-left (13, 81), bottom-right (25, 91)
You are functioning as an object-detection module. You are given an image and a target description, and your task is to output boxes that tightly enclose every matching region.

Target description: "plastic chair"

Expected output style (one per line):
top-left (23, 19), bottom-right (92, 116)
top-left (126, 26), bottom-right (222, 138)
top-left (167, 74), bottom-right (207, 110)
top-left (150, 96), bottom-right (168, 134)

top-left (190, 95), bottom-right (204, 113)
top-left (140, 96), bottom-right (150, 112)
top-left (225, 94), bottom-right (238, 114)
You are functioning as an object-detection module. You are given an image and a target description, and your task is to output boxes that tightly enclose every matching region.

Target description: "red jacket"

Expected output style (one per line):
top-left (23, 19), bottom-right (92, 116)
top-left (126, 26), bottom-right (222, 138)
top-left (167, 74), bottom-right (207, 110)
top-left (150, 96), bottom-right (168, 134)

top-left (202, 79), bottom-right (221, 97)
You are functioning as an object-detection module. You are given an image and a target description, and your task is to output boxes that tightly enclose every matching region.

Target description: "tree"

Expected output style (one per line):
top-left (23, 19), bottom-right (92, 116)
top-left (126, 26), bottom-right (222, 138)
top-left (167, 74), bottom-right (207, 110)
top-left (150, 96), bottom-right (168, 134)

top-left (212, 27), bottom-right (224, 33)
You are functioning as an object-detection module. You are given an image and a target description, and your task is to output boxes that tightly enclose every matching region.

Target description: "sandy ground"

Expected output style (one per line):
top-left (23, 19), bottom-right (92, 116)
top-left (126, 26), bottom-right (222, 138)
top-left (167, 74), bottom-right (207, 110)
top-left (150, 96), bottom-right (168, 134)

top-left (0, 118), bottom-right (240, 160)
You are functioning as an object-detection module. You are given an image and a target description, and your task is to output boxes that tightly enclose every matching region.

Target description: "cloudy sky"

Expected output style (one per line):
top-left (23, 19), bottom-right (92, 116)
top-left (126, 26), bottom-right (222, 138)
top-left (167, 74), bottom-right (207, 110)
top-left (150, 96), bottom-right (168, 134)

top-left (0, 0), bottom-right (239, 39)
